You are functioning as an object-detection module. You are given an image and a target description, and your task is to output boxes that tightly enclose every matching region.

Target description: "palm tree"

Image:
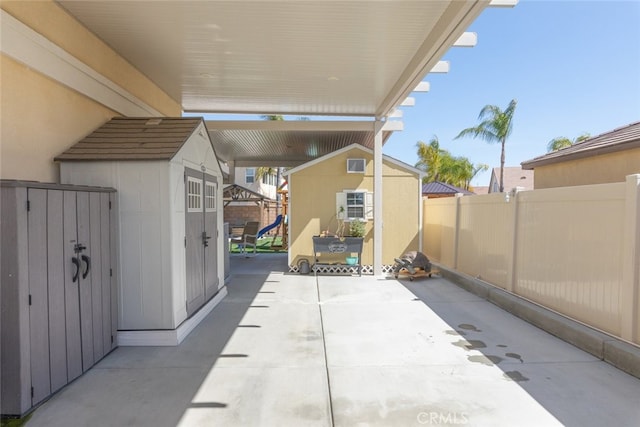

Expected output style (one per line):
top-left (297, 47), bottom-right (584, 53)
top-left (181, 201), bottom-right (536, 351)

top-left (261, 115), bottom-right (284, 121)
top-left (456, 99), bottom-right (517, 193)
top-left (415, 137), bottom-right (443, 182)
top-left (255, 167), bottom-right (278, 183)
top-left (261, 114), bottom-right (309, 121)
top-left (415, 136), bottom-right (487, 190)
top-left (547, 133), bottom-right (590, 152)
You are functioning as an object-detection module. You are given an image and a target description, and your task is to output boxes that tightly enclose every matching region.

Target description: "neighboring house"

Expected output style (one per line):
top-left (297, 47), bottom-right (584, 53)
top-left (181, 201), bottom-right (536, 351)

top-left (522, 121), bottom-right (640, 189)
top-left (488, 167), bottom-right (534, 193)
top-left (284, 144), bottom-right (423, 274)
top-left (56, 117), bottom-right (225, 346)
top-left (235, 166), bottom-right (280, 200)
top-left (422, 181), bottom-right (473, 198)
top-left (472, 186), bottom-right (489, 195)
top-left (224, 167), bottom-right (282, 229)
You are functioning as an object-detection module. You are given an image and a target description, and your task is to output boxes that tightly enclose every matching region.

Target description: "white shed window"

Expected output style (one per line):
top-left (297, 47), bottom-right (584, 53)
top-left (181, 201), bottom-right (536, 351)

top-left (336, 190), bottom-right (373, 221)
top-left (187, 177), bottom-right (202, 212)
top-left (205, 182), bottom-right (217, 212)
top-left (245, 168), bottom-right (255, 184)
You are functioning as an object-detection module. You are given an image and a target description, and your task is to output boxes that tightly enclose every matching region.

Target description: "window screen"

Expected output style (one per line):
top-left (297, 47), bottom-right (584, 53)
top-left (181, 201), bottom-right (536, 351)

top-left (346, 192), bottom-right (365, 218)
top-left (347, 158), bottom-right (366, 173)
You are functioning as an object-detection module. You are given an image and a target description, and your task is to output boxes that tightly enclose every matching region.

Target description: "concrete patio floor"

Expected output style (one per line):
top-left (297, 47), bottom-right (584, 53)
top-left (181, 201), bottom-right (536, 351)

top-left (25, 253), bottom-right (640, 426)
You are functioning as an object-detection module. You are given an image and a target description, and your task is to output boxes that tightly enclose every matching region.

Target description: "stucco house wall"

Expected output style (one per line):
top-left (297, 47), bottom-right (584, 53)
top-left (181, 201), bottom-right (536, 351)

top-left (1, 1), bottom-right (181, 183)
top-left (522, 121), bottom-right (640, 189)
top-left (532, 149), bottom-right (640, 189)
top-left (286, 145), bottom-right (422, 272)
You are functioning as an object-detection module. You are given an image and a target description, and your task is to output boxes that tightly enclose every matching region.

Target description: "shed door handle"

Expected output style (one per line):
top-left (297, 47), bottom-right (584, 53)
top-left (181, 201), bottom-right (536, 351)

top-left (81, 255), bottom-right (91, 279)
top-left (72, 257), bottom-right (80, 283)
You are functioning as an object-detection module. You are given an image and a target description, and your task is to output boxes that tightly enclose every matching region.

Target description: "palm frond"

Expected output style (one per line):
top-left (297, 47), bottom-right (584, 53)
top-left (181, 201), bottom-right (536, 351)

top-left (547, 137), bottom-right (572, 152)
top-left (478, 104), bottom-right (501, 121)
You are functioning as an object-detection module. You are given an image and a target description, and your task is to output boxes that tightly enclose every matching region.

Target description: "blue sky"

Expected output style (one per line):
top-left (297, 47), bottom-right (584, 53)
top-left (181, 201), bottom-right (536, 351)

top-left (384, 0), bottom-right (640, 186)
top-left (193, 1), bottom-right (640, 187)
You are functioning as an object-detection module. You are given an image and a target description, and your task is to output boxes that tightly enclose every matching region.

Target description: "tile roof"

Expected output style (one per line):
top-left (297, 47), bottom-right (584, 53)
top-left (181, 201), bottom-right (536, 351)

top-left (522, 121), bottom-right (640, 169)
top-left (422, 181), bottom-right (473, 195)
top-left (55, 117), bottom-right (205, 161)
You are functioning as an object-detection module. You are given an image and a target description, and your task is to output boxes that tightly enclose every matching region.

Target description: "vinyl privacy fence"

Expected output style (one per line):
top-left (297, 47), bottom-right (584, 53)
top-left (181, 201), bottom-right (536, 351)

top-left (423, 175), bottom-right (640, 345)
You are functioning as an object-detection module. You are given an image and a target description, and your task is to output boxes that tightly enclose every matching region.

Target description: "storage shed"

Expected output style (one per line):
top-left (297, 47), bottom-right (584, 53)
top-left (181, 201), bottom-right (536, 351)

top-left (1, 181), bottom-right (117, 416)
top-left (284, 144), bottom-right (424, 274)
top-left (56, 117), bottom-right (225, 345)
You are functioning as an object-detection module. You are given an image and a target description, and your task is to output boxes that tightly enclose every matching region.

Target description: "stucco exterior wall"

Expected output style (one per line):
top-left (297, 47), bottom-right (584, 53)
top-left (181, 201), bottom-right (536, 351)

top-left (533, 148), bottom-right (640, 189)
top-left (1, 55), bottom-right (116, 182)
top-left (288, 148), bottom-right (420, 270)
top-left (1, 1), bottom-right (181, 182)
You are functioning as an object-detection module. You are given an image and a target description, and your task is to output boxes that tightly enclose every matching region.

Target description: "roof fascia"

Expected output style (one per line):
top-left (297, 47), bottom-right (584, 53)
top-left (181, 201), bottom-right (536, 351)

top-left (376, 1), bottom-right (488, 118)
top-left (205, 120), bottom-right (402, 132)
top-left (522, 139), bottom-right (640, 169)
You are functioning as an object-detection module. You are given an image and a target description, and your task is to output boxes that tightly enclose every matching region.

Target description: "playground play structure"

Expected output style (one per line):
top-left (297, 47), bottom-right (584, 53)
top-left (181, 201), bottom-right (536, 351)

top-left (266, 189), bottom-right (288, 250)
top-left (228, 189), bottom-right (288, 252)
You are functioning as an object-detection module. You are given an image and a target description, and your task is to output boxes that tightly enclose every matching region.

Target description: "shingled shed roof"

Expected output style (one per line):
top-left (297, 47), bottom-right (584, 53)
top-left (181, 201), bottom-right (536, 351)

top-left (55, 117), bottom-right (206, 161)
top-left (522, 121), bottom-right (640, 169)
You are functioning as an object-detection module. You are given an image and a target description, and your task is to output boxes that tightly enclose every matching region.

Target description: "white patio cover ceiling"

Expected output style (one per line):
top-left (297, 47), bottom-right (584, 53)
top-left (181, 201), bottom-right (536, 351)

top-left (56, 0), bottom-right (501, 164)
top-left (206, 119), bottom-right (401, 167)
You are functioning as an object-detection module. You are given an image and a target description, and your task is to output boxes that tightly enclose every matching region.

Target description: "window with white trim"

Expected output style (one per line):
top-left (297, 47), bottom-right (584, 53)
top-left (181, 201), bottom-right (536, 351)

top-left (336, 190), bottom-right (373, 221)
top-left (347, 158), bottom-right (366, 173)
top-left (245, 168), bottom-right (255, 184)
top-left (261, 172), bottom-right (277, 186)
top-left (187, 177), bottom-right (202, 212)
top-left (205, 182), bottom-right (216, 212)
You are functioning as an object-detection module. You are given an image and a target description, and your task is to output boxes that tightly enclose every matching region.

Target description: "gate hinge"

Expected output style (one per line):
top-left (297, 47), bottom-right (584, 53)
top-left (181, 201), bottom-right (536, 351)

top-left (109, 200), bottom-right (112, 209)
top-left (26, 200), bottom-right (31, 212)
top-left (111, 335), bottom-right (114, 344)
top-left (184, 236), bottom-right (187, 248)
top-left (31, 386), bottom-right (34, 398)
top-left (29, 294), bottom-right (32, 306)
top-left (110, 268), bottom-right (113, 277)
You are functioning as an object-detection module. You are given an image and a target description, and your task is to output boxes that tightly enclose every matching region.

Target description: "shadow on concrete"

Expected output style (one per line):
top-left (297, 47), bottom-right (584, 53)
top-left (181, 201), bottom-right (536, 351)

top-left (26, 255), bottom-right (291, 427)
top-left (399, 276), bottom-right (640, 427)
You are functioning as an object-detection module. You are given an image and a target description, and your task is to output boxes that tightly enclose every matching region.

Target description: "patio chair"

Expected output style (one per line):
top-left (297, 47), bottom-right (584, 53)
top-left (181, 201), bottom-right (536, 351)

top-left (230, 221), bottom-right (260, 256)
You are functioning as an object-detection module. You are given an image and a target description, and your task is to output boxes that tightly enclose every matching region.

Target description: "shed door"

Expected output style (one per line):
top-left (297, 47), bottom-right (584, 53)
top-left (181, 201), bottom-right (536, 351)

top-left (185, 168), bottom-right (205, 316)
top-left (185, 169), bottom-right (220, 317)
top-left (204, 173), bottom-right (219, 300)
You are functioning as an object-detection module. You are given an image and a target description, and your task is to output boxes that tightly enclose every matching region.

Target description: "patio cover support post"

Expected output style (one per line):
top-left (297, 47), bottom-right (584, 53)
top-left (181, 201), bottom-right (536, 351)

top-left (374, 119), bottom-right (384, 276)
top-left (227, 160), bottom-right (235, 185)
top-left (621, 174), bottom-right (640, 342)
